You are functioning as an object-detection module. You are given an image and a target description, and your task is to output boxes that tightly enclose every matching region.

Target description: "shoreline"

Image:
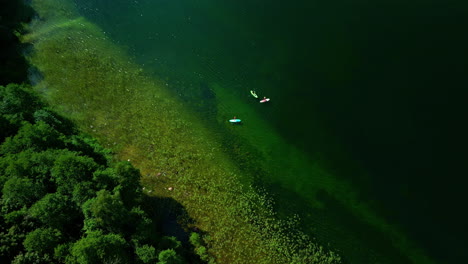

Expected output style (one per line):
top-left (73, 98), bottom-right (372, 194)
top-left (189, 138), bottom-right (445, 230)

top-left (24, 0), bottom-right (340, 263)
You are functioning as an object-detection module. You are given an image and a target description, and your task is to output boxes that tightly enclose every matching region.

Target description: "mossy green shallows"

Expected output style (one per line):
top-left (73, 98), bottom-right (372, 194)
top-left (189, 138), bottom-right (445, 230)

top-left (25, 0), bottom-right (341, 263)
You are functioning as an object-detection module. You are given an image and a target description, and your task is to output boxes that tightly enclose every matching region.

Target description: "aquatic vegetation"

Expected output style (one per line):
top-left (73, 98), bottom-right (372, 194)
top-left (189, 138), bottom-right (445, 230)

top-left (23, 0), bottom-right (343, 263)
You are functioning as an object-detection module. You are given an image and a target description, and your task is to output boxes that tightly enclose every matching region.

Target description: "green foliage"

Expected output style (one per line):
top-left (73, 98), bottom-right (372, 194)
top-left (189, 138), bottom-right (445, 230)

top-left (23, 227), bottom-right (62, 254)
top-left (129, 206), bottom-right (157, 245)
top-left (51, 152), bottom-right (99, 194)
top-left (136, 244), bottom-right (157, 264)
top-left (82, 190), bottom-right (129, 234)
top-left (0, 149), bottom-right (64, 192)
top-left (0, 225), bottom-right (25, 260)
top-left (195, 246), bottom-right (208, 262)
top-left (189, 233), bottom-right (210, 263)
top-left (54, 243), bottom-right (72, 262)
top-left (159, 236), bottom-right (182, 252)
top-left (2, 207), bottom-right (27, 225)
top-left (65, 134), bottom-right (110, 166)
top-left (67, 230), bottom-right (129, 264)
top-left (1, 177), bottom-right (45, 212)
top-left (0, 84), bottom-right (43, 123)
top-left (29, 193), bottom-right (80, 230)
top-left (33, 108), bottom-right (75, 135)
top-left (92, 168), bottom-right (117, 191)
top-left (157, 249), bottom-right (185, 264)
top-left (0, 121), bottom-right (65, 154)
top-left (71, 181), bottom-right (96, 207)
top-left (0, 114), bottom-right (19, 142)
top-left (11, 251), bottom-right (52, 264)
top-left (113, 161), bottom-right (142, 208)
top-left (189, 232), bottom-right (202, 247)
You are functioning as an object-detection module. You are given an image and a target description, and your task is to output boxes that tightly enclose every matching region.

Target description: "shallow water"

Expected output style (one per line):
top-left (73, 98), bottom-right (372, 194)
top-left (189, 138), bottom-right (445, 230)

top-left (66, 1), bottom-right (468, 263)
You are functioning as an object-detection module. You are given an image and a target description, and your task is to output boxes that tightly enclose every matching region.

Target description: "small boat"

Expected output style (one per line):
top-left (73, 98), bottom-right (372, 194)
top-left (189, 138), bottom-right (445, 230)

top-left (229, 119), bottom-right (242, 123)
top-left (250, 90), bottom-right (258, 98)
top-left (260, 98), bottom-right (270, 103)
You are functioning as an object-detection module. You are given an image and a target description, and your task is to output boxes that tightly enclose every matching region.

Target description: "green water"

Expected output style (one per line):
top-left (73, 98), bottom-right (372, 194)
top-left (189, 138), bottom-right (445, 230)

top-left (40, 0), bottom-right (468, 263)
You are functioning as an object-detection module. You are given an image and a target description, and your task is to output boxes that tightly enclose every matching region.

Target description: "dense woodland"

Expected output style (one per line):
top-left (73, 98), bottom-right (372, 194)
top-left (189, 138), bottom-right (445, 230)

top-left (0, 83), bottom-right (212, 263)
top-left (0, 1), bottom-right (209, 263)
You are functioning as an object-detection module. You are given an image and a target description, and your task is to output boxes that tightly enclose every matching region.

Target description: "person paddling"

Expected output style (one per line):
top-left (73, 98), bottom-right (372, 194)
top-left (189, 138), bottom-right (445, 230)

top-left (260, 97), bottom-right (270, 103)
top-left (250, 90), bottom-right (258, 98)
top-left (229, 116), bottom-right (241, 123)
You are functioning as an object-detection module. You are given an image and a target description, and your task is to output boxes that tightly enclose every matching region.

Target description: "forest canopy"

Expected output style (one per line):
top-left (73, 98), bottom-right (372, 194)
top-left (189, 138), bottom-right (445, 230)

top-left (0, 83), bottom-right (207, 263)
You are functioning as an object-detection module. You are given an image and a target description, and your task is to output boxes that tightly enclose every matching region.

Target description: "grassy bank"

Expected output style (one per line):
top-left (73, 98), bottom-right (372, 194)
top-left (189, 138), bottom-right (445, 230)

top-left (23, 0), bottom-right (341, 263)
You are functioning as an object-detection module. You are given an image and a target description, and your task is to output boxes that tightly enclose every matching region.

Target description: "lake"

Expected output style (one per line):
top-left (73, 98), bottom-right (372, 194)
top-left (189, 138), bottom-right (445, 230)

top-left (69, 0), bottom-right (468, 263)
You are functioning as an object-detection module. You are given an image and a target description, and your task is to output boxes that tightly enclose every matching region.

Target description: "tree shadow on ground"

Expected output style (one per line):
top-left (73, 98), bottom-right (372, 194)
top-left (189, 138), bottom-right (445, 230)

top-left (143, 195), bottom-right (193, 244)
top-left (142, 195), bottom-right (208, 263)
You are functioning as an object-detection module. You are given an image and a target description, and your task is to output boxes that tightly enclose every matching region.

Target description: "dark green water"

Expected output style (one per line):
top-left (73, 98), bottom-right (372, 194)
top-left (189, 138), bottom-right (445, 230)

top-left (70, 0), bottom-right (468, 263)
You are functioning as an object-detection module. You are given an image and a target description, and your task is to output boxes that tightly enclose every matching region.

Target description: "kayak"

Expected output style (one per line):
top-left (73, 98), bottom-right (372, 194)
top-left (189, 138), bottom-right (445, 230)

top-left (250, 90), bottom-right (258, 98)
top-left (229, 119), bottom-right (242, 123)
top-left (260, 98), bottom-right (270, 103)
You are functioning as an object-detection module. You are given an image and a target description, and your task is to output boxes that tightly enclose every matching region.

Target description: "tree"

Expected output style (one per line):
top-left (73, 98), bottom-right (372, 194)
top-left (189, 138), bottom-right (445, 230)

top-left (0, 224), bottom-right (25, 261)
top-left (67, 230), bottom-right (129, 264)
top-left (136, 245), bottom-right (157, 264)
top-left (28, 193), bottom-right (81, 231)
top-left (81, 189), bottom-right (130, 234)
top-left (157, 249), bottom-right (185, 264)
top-left (71, 181), bottom-right (97, 207)
top-left (10, 251), bottom-right (52, 264)
top-left (189, 232), bottom-right (202, 248)
top-left (1, 177), bottom-right (45, 212)
top-left (33, 108), bottom-right (75, 135)
top-left (159, 236), bottom-right (182, 252)
top-left (0, 84), bottom-right (43, 123)
top-left (23, 227), bottom-right (62, 255)
top-left (0, 149), bottom-right (64, 192)
top-left (0, 121), bottom-right (65, 154)
top-left (0, 115), bottom-right (19, 143)
top-left (189, 232), bottom-right (210, 262)
top-left (129, 206), bottom-right (157, 245)
top-left (50, 151), bottom-right (99, 194)
top-left (92, 168), bottom-right (118, 191)
top-left (113, 162), bottom-right (142, 208)
top-left (54, 243), bottom-right (72, 263)
top-left (65, 134), bottom-right (109, 166)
